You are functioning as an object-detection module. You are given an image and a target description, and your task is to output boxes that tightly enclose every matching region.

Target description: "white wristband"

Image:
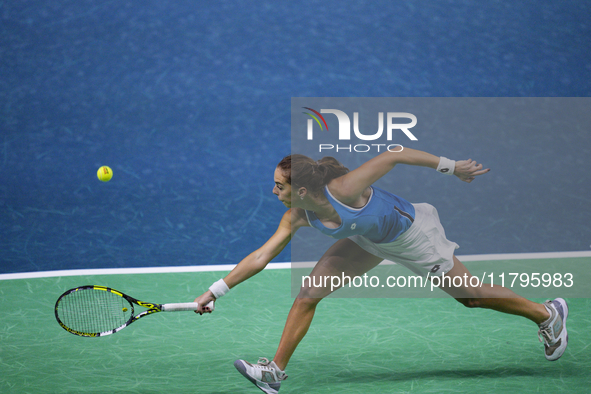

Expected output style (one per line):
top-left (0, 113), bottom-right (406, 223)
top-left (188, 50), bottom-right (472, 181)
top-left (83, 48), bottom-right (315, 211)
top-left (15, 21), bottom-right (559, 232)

top-left (436, 157), bottom-right (455, 175)
top-left (209, 279), bottom-right (230, 299)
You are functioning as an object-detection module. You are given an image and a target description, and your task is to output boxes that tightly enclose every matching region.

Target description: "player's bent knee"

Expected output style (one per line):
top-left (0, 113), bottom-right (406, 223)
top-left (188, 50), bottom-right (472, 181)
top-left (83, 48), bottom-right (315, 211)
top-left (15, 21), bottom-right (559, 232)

top-left (297, 282), bottom-right (331, 300)
top-left (450, 285), bottom-right (487, 308)
top-left (293, 296), bottom-right (322, 311)
top-left (456, 297), bottom-right (482, 308)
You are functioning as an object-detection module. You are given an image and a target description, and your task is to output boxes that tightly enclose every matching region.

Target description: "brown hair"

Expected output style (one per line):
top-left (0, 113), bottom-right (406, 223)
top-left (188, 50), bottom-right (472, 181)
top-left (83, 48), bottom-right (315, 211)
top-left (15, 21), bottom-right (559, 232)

top-left (277, 154), bottom-right (349, 193)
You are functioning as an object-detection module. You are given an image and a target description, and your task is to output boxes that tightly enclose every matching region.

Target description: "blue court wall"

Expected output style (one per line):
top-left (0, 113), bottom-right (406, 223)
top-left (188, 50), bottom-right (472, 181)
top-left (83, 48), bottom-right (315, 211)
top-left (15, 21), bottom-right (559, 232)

top-left (1, 0), bottom-right (590, 274)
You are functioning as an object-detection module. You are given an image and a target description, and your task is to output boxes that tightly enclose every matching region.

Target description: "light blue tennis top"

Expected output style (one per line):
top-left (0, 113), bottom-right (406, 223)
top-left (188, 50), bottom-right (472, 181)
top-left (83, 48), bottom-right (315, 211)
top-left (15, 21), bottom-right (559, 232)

top-left (304, 185), bottom-right (415, 244)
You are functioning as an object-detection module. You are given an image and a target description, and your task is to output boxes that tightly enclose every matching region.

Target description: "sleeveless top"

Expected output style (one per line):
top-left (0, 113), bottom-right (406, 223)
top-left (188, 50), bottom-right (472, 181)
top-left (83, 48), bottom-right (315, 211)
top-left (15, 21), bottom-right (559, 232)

top-left (304, 185), bottom-right (415, 244)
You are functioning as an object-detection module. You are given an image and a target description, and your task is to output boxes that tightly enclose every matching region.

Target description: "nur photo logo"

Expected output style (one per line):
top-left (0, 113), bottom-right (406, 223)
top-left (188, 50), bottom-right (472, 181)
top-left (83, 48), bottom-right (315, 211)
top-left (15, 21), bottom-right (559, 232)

top-left (302, 107), bottom-right (418, 153)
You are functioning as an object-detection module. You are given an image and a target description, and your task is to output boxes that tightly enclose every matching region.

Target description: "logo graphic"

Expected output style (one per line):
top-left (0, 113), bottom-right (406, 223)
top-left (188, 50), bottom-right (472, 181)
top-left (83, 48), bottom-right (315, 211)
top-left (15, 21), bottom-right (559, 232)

top-left (261, 371), bottom-right (276, 383)
top-left (302, 107), bottom-right (329, 139)
top-left (304, 109), bottom-right (417, 141)
top-left (303, 108), bottom-right (417, 153)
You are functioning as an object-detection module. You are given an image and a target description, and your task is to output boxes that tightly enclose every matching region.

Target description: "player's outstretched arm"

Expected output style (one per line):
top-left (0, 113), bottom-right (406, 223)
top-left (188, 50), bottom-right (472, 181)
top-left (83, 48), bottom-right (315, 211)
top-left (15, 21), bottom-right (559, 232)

top-left (194, 209), bottom-right (309, 313)
top-left (329, 148), bottom-right (490, 200)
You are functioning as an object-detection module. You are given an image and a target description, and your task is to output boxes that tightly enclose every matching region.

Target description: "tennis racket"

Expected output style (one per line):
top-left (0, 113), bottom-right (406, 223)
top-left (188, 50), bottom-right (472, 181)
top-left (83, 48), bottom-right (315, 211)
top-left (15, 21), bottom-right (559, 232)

top-left (55, 285), bottom-right (214, 337)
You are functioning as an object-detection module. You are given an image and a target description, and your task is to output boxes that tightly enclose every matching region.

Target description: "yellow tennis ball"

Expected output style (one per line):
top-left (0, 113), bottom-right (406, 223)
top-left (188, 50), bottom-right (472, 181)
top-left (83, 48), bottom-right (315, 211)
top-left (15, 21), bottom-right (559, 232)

top-left (97, 166), bottom-right (113, 182)
top-left (122, 307), bottom-right (128, 312)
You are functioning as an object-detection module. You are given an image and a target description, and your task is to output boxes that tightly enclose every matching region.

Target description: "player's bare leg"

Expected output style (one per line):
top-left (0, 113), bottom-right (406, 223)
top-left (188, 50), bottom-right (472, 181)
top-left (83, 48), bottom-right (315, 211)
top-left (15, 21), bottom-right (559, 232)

top-left (272, 239), bottom-right (383, 370)
top-left (438, 256), bottom-right (568, 360)
top-left (234, 239), bottom-right (381, 393)
top-left (438, 256), bottom-right (549, 323)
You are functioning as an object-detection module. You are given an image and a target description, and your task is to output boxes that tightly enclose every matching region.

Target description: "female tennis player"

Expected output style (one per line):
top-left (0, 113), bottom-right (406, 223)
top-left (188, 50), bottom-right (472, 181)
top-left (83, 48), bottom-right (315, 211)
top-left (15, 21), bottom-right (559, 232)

top-left (194, 148), bottom-right (568, 394)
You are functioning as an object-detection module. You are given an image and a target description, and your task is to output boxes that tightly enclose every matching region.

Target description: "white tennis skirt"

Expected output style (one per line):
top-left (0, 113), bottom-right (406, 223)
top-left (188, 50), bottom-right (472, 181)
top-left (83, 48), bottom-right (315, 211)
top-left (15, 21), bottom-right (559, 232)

top-left (350, 203), bottom-right (458, 277)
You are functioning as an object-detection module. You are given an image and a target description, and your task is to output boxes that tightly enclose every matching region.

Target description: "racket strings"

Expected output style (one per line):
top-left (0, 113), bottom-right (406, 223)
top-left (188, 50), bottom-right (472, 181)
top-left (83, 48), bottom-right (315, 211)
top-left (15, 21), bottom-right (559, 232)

top-left (57, 288), bottom-right (132, 334)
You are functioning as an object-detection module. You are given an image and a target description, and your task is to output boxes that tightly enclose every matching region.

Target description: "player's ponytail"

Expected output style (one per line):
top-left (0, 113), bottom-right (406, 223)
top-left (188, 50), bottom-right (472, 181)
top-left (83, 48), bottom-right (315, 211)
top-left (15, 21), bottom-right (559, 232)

top-left (316, 157), bottom-right (349, 187)
top-left (278, 154), bottom-right (349, 194)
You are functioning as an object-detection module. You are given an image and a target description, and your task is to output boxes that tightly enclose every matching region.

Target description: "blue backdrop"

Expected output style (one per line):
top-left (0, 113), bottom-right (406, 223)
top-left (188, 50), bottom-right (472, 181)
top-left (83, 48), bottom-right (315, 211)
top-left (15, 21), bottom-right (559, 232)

top-left (1, 0), bottom-right (590, 274)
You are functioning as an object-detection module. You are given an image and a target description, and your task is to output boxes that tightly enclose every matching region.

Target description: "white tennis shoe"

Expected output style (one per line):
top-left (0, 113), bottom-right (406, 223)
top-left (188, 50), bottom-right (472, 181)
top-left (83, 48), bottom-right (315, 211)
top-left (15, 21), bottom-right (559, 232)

top-left (538, 298), bottom-right (569, 361)
top-left (234, 357), bottom-right (287, 394)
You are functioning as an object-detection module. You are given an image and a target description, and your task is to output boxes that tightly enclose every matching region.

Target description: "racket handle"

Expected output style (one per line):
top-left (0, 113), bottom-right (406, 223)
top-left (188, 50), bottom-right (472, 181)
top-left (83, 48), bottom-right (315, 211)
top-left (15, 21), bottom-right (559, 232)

top-left (161, 301), bottom-right (215, 312)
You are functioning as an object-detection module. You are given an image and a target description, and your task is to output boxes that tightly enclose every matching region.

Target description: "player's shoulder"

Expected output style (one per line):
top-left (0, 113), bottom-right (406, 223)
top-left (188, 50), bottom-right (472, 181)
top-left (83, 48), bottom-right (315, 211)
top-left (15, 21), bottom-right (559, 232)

top-left (281, 208), bottom-right (310, 228)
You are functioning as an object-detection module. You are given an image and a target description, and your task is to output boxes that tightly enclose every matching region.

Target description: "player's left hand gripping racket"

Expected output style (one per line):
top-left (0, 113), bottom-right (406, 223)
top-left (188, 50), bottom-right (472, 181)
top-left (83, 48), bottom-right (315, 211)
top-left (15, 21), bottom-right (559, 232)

top-left (55, 285), bottom-right (214, 337)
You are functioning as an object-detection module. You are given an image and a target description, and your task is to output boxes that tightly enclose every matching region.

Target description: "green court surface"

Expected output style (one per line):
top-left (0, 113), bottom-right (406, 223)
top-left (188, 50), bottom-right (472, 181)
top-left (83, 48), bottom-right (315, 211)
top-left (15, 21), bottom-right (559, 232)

top-left (1, 263), bottom-right (590, 394)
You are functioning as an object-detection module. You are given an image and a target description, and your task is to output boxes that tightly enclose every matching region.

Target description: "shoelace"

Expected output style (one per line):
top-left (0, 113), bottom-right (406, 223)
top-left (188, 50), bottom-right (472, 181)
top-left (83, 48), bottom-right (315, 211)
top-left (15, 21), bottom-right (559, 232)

top-left (255, 358), bottom-right (288, 380)
top-left (538, 326), bottom-right (552, 345)
top-left (257, 357), bottom-right (271, 367)
top-left (538, 300), bottom-right (557, 345)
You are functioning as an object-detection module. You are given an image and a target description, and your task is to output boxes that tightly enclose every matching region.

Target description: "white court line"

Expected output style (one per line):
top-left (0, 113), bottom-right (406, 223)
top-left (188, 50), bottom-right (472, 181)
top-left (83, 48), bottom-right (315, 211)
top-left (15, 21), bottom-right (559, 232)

top-left (1, 251), bottom-right (590, 281)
